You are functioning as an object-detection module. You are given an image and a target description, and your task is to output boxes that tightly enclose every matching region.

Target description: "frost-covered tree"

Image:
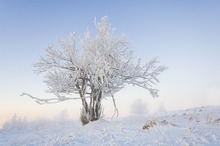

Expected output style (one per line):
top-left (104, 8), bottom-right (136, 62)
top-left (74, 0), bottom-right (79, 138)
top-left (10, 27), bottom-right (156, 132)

top-left (21, 17), bottom-right (167, 125)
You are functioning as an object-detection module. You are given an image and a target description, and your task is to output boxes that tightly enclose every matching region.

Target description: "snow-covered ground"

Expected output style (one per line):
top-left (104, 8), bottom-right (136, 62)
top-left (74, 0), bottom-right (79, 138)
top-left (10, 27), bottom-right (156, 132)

top-left (0, 106), bottom-right (220, 146)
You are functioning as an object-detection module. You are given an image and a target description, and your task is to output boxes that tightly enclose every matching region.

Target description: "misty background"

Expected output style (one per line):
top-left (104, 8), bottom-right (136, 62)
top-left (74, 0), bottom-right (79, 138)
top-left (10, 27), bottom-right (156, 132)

top-left (1, 0), bottom-right (220, 127)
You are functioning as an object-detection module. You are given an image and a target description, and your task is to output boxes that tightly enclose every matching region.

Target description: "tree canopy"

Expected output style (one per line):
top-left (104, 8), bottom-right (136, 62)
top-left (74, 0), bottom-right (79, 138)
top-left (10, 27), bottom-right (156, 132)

top-left (22, 17), bottom-right (167, 125)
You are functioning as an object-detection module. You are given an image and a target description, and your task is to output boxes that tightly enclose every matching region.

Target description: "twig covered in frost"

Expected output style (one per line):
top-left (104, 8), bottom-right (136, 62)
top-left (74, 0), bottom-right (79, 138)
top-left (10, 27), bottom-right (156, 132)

top-left (20, 93), bottom-right (80, 104)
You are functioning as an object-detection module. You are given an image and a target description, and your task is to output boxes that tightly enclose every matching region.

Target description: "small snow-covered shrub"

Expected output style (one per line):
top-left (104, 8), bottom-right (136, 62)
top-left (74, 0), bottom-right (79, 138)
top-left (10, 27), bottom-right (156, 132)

top-left (213, 118), bottom-right (220, 126)
top-left (188, 109), bottom-right (200, 123)
top-left (160, 119), bottom-right (169, 125)
top-left (206, 112), bottom-right (213, 125)
top-left (143, 119), bottom-right (157, 130)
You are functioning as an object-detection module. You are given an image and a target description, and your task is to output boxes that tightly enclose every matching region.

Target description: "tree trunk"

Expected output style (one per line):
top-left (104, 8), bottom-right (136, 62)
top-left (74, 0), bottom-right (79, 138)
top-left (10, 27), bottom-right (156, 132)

top-left (80, 89), bottom-right (102, 125)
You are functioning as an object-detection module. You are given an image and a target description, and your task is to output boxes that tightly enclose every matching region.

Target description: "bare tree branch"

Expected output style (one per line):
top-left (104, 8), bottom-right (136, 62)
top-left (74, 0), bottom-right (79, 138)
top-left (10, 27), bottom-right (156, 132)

top-left (111, 94), bottom-right (119, 119)
top-left (20, 93), bottom-right (81, 104)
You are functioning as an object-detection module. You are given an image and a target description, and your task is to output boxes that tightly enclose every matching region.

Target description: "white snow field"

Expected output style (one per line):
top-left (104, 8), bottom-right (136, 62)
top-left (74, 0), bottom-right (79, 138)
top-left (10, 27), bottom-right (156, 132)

top-left (0, 106), bottom-right (220, 146)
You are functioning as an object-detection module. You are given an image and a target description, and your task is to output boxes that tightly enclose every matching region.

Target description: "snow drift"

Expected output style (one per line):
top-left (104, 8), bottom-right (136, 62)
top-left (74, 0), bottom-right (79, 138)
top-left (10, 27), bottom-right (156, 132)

top-left (0, 106), bottom-right (220, 145)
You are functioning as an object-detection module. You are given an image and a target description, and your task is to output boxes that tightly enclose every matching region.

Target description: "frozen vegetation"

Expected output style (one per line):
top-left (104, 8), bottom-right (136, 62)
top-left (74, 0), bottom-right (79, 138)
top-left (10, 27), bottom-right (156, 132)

top-left (21, 16), bottom-right (167, 124)
top-left (1, 106), bottom-right (220, 146)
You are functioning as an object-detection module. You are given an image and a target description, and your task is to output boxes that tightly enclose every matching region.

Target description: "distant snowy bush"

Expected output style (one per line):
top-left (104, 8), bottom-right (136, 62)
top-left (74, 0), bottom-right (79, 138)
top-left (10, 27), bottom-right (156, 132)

top-left (130, 99), bottom-right (148, 114)
top-left (1, 110), bottom-right (71, 132)
top-left (1, 114), bottom-right (27, 131)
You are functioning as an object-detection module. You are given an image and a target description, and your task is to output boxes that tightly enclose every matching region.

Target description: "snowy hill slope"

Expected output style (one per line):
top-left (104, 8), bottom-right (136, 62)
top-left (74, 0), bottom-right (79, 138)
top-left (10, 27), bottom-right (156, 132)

top-left (0, 106), bottom-right (220, 146)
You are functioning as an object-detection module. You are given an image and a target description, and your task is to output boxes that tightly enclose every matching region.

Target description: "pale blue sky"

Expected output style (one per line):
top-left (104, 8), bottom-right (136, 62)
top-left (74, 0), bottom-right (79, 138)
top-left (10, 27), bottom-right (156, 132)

top-left (1, 0), bottom-right (220, 126)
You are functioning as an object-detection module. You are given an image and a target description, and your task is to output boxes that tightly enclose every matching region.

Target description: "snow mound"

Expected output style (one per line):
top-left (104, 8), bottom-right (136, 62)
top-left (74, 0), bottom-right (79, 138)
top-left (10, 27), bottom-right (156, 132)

top-left (0, 106), bottom-right (220, 145)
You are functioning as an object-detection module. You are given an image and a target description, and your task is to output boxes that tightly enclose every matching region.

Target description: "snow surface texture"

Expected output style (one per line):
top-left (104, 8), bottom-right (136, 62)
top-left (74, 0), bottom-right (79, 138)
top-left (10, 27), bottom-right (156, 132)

top-left (0, 106), bottom-right (220, 146)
